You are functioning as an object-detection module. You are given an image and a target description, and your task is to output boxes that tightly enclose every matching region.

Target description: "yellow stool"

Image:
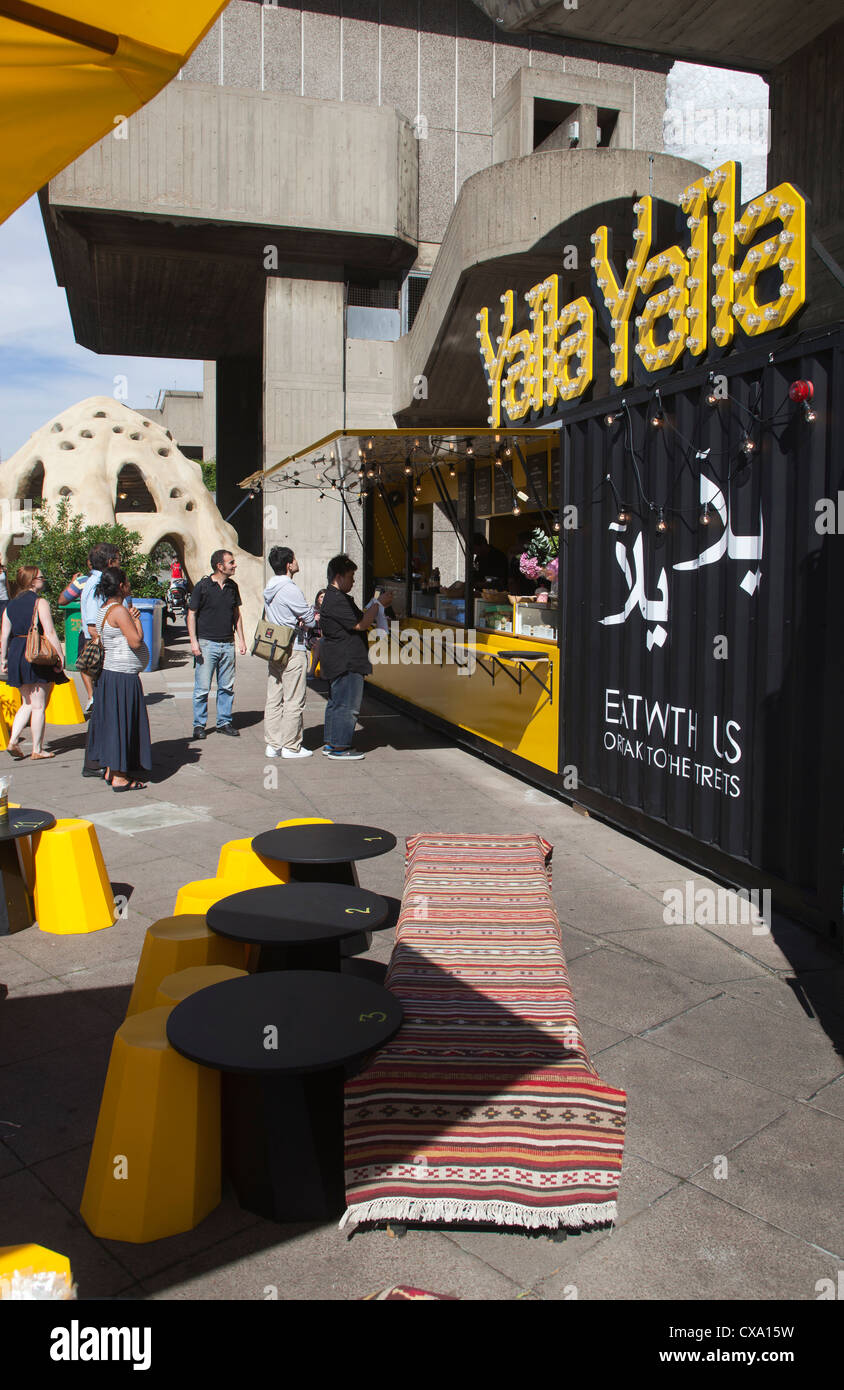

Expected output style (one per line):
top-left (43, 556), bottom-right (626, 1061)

top-left (173, 877), bottom-right (246, 917)
top-left (0, 708), bottom-right (10, 751)
top-left (274, 817), bottom-right (333, 828)
top-left (32, 818), bottom-right (115, 934)
top-left (45, 679), bottom-right (85, 726)
top-left (0, 1243), bottom-right (73, 1298)
top-left (0, 682), bottom-right (21, 724)
top-left (215, 837), bottom-right (290, 889)
top-left (80, 1006), bottom-right (220, 1243)
top-left (153, 963), bottom-right (247, 1009)
top-left (127, 915), bottom-right (248, 1016)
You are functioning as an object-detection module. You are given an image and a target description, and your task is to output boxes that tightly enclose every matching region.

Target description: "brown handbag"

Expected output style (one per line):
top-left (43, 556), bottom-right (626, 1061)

top-left (25, 600), bottom-right (61, 668)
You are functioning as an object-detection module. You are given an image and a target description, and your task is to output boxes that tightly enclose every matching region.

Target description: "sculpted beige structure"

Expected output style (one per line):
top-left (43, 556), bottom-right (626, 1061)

top-left (0, 397), bottom-right (263, 632)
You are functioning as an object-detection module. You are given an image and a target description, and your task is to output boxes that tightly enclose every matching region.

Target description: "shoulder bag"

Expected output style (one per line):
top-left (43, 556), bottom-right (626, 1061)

top-left (76, 601), bottom-right (119, 680)
top-left (25, 599), bottom-right (62, 668)
top-left (251, 614), bottom-right (297, 669)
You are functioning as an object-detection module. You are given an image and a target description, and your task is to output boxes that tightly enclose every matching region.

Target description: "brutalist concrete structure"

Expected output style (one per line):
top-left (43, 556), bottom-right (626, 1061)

top-left (40, 0), bottom-right (674, 599)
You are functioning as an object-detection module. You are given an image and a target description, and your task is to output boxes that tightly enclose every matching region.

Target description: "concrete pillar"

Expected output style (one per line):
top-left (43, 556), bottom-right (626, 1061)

top-left (202, 363), bottom-right (217, 462)
top-left (215, 355), bottom-right (263, 557)
top-left (262, 276), bottom-right (347, 606)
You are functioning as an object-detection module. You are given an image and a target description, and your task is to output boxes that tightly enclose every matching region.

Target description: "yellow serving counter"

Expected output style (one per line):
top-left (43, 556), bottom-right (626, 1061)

top-left (367, 617), bottom-right (559, 774)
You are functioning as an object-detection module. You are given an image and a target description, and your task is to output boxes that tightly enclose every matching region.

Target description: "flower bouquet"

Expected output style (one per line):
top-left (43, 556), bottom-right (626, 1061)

top-left (519, 529), bottom-right (559, 594)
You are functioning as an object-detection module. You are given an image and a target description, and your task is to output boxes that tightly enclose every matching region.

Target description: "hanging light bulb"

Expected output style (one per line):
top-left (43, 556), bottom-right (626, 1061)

top-left (700, 503), bottom-right (711, 526)
top-left (466, 441), bottom-right (474, 455)
top-left (494, 452), bottom-right (503, 467)
top-left (617, 505), bottom-right (631, 523)
top-left (804, 403), bottom-right (816, 423)
top-left (553, 520), bottom-right (560, 533)
top-left (656, 508), bottom-right (667, 532)
top-left (706, 389), bottom-right (719, 406)
top-left (604, 413), bottom-right (617, 427)
top-left (404, 462), bottom-right (413, 475)
top-left (366, 467), bottom-right (376, 478)
top-left (449, 463), bottom-right (456, 477)
top-left (504, 446), bottom-right (512, 457)
top-left (651, 408), bottom-right (665, 428)
top-left (512, 501), bottom-right (521, 515)
top-left (740, 435), bottom-right (756, 456)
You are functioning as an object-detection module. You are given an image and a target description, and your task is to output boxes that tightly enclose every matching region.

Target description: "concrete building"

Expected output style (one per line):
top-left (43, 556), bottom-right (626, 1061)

top-left (38, 1), bottom-right (844, 604)
top-left (140, 382), bottom-right (214, 461)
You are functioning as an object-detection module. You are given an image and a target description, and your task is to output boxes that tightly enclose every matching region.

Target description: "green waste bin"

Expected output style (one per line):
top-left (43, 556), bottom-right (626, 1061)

top-left (63, 601), bottom-right (84, 669)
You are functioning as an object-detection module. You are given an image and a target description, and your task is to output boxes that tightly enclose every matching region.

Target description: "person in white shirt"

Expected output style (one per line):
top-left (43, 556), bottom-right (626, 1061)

top-left (263, 546), bottom-right (316, 759)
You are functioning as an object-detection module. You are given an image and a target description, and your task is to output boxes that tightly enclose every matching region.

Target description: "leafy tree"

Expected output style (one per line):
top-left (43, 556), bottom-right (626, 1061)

top-left (15, 500), bottom-right (166, 635)
top-left (201, 458), bottom-right (216, 494)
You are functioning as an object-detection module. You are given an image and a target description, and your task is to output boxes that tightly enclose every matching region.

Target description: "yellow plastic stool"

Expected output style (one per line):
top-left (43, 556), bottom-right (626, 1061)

top-left (0, 682), bottom-right (21, 724)
top-left (0, 708), bottom-right (10, 751)
top-left (45, 679), bottom-right (85, 726)
top-left (127, 915), bottom-right (248, 1016)
top-left (80, 1006), bottom-right (220, 1243)
top-left (274, 817), bottom-right (334, 828)
top-left (32, 818), bottom-right (115, 934)
top-left (173, 877), bottom-right (247, 917)
top-left (0, 1244), bottom-right (73, 1298)
top-left (215, 837), bottom-right (291, 888)
top-left (153, 963), bottom-right (247, 1009)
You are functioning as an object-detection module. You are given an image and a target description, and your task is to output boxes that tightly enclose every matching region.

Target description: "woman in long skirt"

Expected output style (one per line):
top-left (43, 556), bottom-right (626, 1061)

top-left (0, 564), bottom-right (68, 760)
top-left (87, 567), bottom-right (151, 791)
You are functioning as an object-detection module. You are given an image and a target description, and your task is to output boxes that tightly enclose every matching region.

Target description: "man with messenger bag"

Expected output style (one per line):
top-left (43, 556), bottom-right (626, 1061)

top-left (256, 546), bottom-right (316, 760)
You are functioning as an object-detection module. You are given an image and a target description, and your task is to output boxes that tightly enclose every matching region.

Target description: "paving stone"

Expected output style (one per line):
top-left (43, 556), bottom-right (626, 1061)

top-left (646, 995), bottom-right (844, 1100)
top-left (690, 1105), bottom-right (844, 1257)
top-left (805, 1074), bottom-right (844, 1120)
top-left (0, 944), bottom-right (52, 988)
top-left (566, 947), bottom-right (720, 1034)
top-left (0, 979), bottom-right (116, 1069)
top-left (532, 1181), bottom-right (841, 1301)
top-left (557, 882), bottom-right (672, 936)
top-left (0, 1167), bottom-right (136, 1299)
top-left (1, 1034), bottom-right (115, 1165)
top-left (724, 970), bottom-right (844, 1033)
top-left (592, 1037), bottom-right (789, 1177)
top-left (142, 1218), bottom-right (526, 1301)
top-left (606, 925), bottom-right (769, 985)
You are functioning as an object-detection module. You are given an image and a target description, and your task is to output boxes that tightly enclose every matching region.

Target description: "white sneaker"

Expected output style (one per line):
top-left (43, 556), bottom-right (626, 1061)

top-left (265, 745), bottom-right (281, 758)
top-left (282, 747), bottom-right (313, 759)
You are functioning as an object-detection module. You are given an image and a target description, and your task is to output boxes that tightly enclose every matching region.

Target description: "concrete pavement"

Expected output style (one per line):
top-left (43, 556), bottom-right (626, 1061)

top-left (0, 629), bottom-right (841, 1301)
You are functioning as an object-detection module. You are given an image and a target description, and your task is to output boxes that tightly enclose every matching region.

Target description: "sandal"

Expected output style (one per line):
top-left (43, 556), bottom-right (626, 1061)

top-left (112, 780), bottom-right (147, 793)
top-left (30, 750), bottom-right (55, 760)
top-left (7, 744), bottom-right (25, 760)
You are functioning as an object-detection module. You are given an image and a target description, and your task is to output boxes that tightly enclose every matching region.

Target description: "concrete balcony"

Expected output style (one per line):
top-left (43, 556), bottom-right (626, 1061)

top-left (42, 83), bottom-right (418, 359)
top-left (393, 147), bottom-right (704, 426)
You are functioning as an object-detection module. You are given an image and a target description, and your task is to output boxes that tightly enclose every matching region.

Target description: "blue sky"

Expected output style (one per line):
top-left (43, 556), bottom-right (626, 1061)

top-left (0, 197), bottom-right (201, 461)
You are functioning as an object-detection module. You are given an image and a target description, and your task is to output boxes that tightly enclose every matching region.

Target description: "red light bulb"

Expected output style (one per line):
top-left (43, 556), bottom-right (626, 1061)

top-left (788, 379), bottom-right (814, 403)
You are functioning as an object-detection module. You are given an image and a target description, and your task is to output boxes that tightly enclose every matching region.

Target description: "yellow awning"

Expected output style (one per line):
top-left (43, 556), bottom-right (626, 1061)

top-left (0, 0), bottom-right (230, 225)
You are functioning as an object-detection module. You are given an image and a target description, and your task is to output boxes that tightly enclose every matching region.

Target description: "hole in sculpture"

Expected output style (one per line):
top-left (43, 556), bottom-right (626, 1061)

top-left (115, 463), bottom-right (156, 513)
top-left (93, 411), bottom-right (106, 418)
top-left (59, 441), bottom-right (75, 450)
top-left (112, 426), bottom-right (123, 433)
top-left (169, 488), bottom-right (182, 499)
top-left (158, 448), bottom-right (170, 457)
top-left (59, 487), bottom-right (73, 497)
top-left (50, 423), bottom-right (63, 432)
top-left (18, 461), bottom-right (44, 503)
top-left (185, 501), bottom-right (195, 512)
top-left (129, 432), bottom-right (141, 440)
top-left (80, 429), bottom-right (94, 438)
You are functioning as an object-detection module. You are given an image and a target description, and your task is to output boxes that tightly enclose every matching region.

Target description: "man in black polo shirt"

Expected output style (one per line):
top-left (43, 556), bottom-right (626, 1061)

top-left (187, 549), bottom-right (247, 738)
top-left (319, 554), bottom-right (391, 761)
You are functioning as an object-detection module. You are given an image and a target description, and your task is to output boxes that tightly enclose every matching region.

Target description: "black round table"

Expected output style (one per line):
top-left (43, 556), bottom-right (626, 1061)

top-left (206, 883), bottom-right (389, 973)
top-left (0, 809), bottom-right (55, 935)
top-left (251, 823), bottom-right (397, 887)
top-left (167, 971), bottom-right (403, 1222)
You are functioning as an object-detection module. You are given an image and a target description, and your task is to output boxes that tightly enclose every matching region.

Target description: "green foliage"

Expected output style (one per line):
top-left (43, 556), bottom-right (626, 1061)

top-left (15, 500), bottom-right (166, 635)
top-left (201, 458), bottom-right (216, 494)
top-left (524, 527), bottom-right (559, 564)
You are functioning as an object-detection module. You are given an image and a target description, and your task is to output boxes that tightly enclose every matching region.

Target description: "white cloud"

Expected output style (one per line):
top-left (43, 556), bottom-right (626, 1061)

top-left (0, 198), bottom-right (202, 462)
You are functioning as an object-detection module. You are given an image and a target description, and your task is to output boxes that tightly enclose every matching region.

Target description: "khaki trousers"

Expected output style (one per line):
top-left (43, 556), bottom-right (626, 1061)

top-left (264, 647), bottom-right (308, 751)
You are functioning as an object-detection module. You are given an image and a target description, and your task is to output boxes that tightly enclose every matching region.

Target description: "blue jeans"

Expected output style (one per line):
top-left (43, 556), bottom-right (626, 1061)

top-left (193, 640), bottom-right (235, 728)
top-left (324, 671), bottom-right (364, 750)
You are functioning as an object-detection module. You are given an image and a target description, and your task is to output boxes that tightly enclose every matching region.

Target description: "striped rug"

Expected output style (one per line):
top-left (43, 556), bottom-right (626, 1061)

top-left (341, 834), bottom-right (626, 1232)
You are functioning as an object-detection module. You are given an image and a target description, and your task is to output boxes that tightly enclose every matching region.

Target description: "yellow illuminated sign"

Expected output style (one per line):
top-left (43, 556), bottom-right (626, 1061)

top-left (478, 162), bottom-right (808, 425)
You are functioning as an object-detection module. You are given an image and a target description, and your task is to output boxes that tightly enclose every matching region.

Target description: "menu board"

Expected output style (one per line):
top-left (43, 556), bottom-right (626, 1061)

top-left (493, 466), bottom-right (513, 515)
top-left (475, 466), bottom-right (492, 518)
top-left (550, 449), bottom-right (561, 509)
top-left (524, 453), bottom-right (548, 509)
top-left (457, 470), bottom-right (468, 520)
